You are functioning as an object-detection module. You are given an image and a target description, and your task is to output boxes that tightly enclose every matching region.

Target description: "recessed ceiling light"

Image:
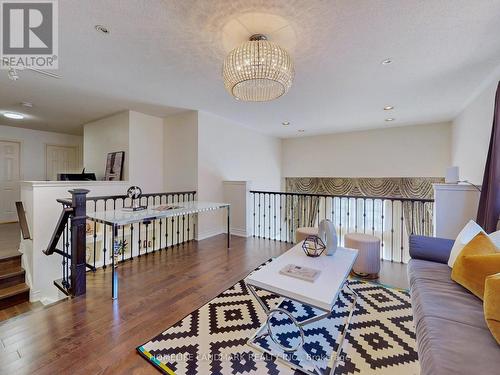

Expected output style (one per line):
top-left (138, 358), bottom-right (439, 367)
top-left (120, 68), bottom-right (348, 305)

top-left (21, 101), bottom-right (33, 108)
top-left (385, 118), bottom-right (395, 122)
top-left (381, 58), bottom-right (393, 65)
top-left (95, 25), bottom-right (110, 34)
top-left (298, 129), bottom-right (305, 132)
top-left (383, 105), bottom-right (394, 111)
top-left (4, 112), bottom-right (24, 120)
top-left (282, 121), bottom-right (290, 126)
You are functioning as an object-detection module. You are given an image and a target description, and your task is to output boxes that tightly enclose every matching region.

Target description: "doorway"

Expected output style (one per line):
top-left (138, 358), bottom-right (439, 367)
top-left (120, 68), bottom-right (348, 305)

top-left (0, 140), bottom-right (21, 223)
top-left (45, 144), bottom-right (79, 181)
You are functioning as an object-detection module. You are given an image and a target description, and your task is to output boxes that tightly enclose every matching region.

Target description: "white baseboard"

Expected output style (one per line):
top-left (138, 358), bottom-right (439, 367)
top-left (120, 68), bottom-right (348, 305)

top-left (231, 228), bottom-right (250, 237)
top-left (195, 228), bottom-right (224, 241)
top-left (29, 288), bottom-right (41, 303)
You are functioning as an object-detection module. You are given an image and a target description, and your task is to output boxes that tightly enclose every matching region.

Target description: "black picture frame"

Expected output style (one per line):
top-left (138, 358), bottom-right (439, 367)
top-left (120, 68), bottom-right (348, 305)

top-left (105, 151), bottom-right (125, 181)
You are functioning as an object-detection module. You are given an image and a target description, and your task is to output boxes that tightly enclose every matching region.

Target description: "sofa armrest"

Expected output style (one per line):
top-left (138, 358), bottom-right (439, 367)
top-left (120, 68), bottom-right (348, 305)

top-left (409, 235), bottom-right (455, 264)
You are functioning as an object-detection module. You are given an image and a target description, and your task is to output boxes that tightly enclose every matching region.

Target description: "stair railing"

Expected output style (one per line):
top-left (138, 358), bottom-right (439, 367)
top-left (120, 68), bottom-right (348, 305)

top-left (44, 189), bottom-right (89, 297)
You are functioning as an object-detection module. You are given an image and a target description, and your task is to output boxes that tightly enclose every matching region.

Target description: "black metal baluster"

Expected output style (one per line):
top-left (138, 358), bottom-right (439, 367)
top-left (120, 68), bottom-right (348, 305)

top-left (182, 193), bottom-right (186, 244)
top-left (400, 207), bottom-right (404, 263)
top-left (258, 193), bottom-right (261, 238)
top-left (363, 199), bottom-right (366, 234)
top-left (122, 224), bottom-right (125, 262)
top-left (253, 193), bottom-right (256, 237)
top-left (62, 221), bottom-right (66, 287)
top-left (165, 194), bottom-right (168, 249)
top-left (331, 197), bottom-right (335, 224)
top-left (152, 197), bottom-right (156, 252)
top-left (186, 193), bottom-right (190, 242)
top-left (268, 193), bottom-right (272, 240)
top-left (93, 201), bottom-right (97, 269)
top-left (372, 199), bottom-right (375, 236)
top-left (138, 221), bottom-right (141, 258)
top-left (339, 197), bottom-right (342, 241)
top-left (381, 199), bottom-right (385, 260)
top-left (391, 200), bottom-right (394, 262)
top-left (103, 200), bottom-right (107, 268)
top-left (145, 220), bottom-right (149, 255)
top-left (279, 194), bottom-right (282, 242)
top-left (175, 194), bottom-right (181, 246)
top-left (273, 193), bottom-right (277, 241)
top-left (324, 196), bottom-right (327, 221)
top-left (411, 201), bottom-right (415, 235)
top-left (263, 193), bottom-right (267, 239)
top-left (67, 219), bottom-right (71, 288)
top-left (346, 198), bottom-right (350, 234)
top-left (355, 198), bottom-right (358, 232)
top-left (284, 194), bottom-right (288, 242)
top-left (171, 214), bottom-right (175, 247)
top-left (130, 223), bottom-right (134, 260)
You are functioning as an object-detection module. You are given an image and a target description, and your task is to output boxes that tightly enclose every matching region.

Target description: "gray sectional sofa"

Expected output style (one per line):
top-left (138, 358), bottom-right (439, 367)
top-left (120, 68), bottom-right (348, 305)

top-left (408, 235), bottom-right (500, 375)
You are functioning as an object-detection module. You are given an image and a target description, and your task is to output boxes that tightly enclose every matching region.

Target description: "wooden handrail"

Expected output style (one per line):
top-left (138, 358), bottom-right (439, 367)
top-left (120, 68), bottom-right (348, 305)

top-left (15, 201), bottom-right (31, 240)
top-left (43, 207), bottom-right (73, 255)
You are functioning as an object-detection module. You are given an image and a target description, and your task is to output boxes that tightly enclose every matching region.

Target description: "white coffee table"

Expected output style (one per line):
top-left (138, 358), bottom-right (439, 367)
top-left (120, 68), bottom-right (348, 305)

top-left (245, 243), bottom-right (358, 375)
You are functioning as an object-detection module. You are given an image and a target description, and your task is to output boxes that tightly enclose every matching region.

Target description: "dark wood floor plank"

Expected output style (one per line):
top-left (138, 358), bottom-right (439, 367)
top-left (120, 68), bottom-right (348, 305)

top-left (0, 234), bottom-right (408, 375)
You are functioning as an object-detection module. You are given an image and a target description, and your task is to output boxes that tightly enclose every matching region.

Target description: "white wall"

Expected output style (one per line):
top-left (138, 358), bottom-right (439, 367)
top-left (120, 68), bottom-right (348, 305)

top-left (282, 122), bottom-right (451, 178)
top-left (163, 111), bottom-right (198, 191)
top-left (83, 111), bottom-right (129, 180)
top-left (0, 125), bottom-right (83, 180)
top-left (128, 111), bottom-right (164, 192)
top-left (196, 111), bottom-right (282, 238)
top-left (20, 181), bottom-right (129, 304)
top-left (452, 79), bottom-right (498, 184)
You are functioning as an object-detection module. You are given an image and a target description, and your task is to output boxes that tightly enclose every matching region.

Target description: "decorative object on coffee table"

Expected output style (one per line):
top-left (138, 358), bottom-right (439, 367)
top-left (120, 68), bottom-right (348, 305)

top-left (104, 151), bottom-right (125, 181)
top-left (122, 186), bottom-right (147, 211)
top-left (296, 226), bottom-right (318, 243)
top-left (301, 235), bottom-right (326, 257)
top-left (344, 232), bottom-right (381, 279)
top-left (318, 219), bottom-right (338, 256)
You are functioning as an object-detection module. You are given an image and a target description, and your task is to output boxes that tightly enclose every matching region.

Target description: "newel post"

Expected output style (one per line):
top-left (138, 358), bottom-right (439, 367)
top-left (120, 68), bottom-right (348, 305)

top-left (70, 189), bottom-right (89, 296)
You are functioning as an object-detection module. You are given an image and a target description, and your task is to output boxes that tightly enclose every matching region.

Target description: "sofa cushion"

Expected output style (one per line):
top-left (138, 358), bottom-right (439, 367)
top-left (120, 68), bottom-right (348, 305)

top-left (416, 316), bottom-right (500, 375)
top-left (484, 273), bottom-right (500, 344)
top-left (451, 232), bottom-right (500, 299)
top-left (408, 259), bottom-right (455, 286)
top-left (410, 275), bottom-right (488, 330)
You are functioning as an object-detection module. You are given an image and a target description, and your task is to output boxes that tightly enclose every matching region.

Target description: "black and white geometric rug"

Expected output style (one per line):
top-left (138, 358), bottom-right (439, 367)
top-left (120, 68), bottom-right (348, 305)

top-left (137, 262), bottom-right (419, 375)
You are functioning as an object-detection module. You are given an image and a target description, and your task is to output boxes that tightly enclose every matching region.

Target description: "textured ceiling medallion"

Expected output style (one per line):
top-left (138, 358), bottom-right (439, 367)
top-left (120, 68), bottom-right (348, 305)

top-left (222, 34), bottom-right (294, 102)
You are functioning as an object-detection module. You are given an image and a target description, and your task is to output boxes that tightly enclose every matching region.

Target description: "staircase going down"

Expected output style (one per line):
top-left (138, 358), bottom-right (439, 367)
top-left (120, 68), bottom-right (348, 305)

top-left (0, 251), bottom-right (30, 310)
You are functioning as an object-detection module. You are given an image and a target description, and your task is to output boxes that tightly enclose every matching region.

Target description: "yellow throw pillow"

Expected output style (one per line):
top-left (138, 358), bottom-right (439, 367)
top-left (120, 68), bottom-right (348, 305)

top-left (484, 273), bottom-right (500, 345)
top-left (451, 232), bottom-right (500, 299)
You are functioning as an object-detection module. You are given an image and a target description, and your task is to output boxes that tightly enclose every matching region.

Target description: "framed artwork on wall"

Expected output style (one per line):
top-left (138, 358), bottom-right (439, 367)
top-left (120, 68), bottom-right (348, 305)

top-left (105, 151), bottom-right (125, 181)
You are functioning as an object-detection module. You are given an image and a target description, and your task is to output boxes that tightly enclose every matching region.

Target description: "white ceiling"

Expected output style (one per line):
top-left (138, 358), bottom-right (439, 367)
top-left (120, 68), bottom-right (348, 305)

top-left (1, 0), bottom-right (500, 136)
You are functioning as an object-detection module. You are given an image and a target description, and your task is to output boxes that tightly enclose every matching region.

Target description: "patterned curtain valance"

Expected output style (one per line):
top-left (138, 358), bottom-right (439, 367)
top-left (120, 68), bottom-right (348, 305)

top-left (285, 177), bottom-right (444, 200)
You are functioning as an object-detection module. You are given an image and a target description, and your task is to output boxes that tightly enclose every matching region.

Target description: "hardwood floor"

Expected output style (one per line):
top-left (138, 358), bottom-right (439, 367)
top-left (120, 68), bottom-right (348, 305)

top-left (0, 235), bottom-right (409, 374)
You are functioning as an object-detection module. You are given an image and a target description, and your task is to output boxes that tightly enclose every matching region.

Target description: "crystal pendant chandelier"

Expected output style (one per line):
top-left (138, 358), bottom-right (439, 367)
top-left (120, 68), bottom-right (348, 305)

top-left (223, 34), bottom-right (294, 102)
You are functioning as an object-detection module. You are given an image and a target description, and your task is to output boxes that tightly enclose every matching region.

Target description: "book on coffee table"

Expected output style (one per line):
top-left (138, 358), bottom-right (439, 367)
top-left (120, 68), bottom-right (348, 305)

top-left (279, 264), bottom-right (321, 283)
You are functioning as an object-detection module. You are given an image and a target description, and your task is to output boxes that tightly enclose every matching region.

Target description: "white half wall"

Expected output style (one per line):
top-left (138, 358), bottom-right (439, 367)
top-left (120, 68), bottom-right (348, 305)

top-left (282, 122), bottom-right (452, 178)
top-left (0, 125), bottom-right (83, 180)
top-left (83, 111), bottom-right (130, 180)
top-left (196, 111), bottom-right (282, 239)
top-left (452, 79), bottom-right (498, 184)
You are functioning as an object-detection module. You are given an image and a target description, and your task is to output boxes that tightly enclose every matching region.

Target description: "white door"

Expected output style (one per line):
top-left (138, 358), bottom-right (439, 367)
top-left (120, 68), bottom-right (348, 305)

top-left (46, 145), bottom-right (79, 180)
top-left (0, 141), bottom-right (21, 223)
